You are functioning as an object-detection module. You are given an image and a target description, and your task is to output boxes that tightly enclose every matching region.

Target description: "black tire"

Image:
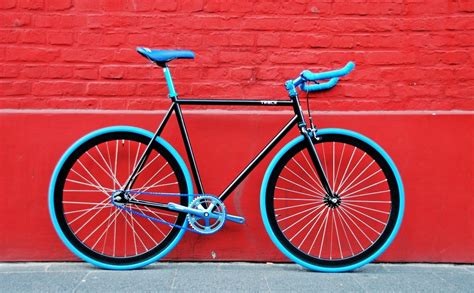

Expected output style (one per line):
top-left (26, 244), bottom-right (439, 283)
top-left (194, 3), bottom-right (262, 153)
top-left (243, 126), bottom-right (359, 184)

top-left (49, 127), bottom-right (190, 269)
top-left (262, 131), bottom-right (403, 271)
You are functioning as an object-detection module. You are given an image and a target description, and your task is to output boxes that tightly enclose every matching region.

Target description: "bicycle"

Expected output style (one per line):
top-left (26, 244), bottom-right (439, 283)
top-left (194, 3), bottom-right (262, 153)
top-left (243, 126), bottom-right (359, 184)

top-left (49, 47), bottom-right (404, 272)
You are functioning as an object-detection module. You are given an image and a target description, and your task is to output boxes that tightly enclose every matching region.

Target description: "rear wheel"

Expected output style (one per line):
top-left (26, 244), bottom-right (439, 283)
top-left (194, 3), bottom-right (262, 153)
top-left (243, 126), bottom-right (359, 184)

top-left (49, 126), bottom-right (192, 269)
top-left (261, 129), bottom-right (404, 272)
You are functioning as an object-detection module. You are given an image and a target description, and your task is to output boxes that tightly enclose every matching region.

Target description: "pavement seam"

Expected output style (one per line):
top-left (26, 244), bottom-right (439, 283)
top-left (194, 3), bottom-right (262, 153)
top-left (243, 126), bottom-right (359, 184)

top-left (263, 274), bottom-right (271, 292)
top-left (170, 267), bottom-right (178, 290)
top-left (351, 273), bottom-right (369, 293)
top-left (72, 271), bottom-right (92, 293)
top-left (44, 264), bottom-right (51, 272)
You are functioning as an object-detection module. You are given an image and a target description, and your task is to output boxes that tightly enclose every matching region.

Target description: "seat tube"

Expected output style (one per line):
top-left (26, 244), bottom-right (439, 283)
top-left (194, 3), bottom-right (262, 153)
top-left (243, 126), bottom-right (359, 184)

top-left (163, 66), bottom-right (177, 98)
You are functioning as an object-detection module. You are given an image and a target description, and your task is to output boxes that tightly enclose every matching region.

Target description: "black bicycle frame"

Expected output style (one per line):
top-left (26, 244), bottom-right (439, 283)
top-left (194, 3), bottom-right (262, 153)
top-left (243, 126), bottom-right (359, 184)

top-left (123, 94), bottom-right (334, 211)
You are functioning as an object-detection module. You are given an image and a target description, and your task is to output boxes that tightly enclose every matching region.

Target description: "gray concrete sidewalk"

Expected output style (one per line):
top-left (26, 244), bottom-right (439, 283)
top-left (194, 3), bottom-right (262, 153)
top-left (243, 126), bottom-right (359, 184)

top-left (0, 262), bottom-right (472, 292)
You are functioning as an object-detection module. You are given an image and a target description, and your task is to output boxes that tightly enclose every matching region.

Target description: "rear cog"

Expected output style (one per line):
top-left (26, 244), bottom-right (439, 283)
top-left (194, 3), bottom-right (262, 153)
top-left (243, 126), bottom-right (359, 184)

top-left (187, 195), bottom-right (226, 235)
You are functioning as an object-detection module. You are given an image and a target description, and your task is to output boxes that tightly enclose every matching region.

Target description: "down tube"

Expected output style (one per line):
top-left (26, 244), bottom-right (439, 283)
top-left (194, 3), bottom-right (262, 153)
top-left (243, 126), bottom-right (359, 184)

top-left (219, 115), bottom-right (298, 201)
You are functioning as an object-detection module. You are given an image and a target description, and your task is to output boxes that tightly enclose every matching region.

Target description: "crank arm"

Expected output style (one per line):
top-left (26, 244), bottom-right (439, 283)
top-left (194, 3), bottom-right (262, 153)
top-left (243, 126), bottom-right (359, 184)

top-left (207, 212), bottom-right (246, 224)
top-left (225, 214), bottom-right (245, 224)
top-left (167, 202), bottom-right (206, 218)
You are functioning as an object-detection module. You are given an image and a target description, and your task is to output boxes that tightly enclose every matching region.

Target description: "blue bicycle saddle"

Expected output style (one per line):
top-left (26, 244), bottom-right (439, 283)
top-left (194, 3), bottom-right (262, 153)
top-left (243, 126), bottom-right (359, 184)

top-left (136, 47), bottom-right (195, 65)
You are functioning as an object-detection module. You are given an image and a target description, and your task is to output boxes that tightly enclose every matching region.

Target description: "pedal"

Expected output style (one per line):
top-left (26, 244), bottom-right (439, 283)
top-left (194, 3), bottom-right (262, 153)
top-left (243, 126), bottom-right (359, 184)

top-left (226, 214), bottom-right (245, 224)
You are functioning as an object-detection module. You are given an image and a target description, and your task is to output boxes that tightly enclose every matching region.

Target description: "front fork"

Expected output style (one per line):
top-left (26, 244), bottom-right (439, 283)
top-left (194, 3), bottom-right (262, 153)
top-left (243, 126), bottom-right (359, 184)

top-left (301, 127), bottom-right (334, 197)
top-left (289, 87), bottom-right (334, 197)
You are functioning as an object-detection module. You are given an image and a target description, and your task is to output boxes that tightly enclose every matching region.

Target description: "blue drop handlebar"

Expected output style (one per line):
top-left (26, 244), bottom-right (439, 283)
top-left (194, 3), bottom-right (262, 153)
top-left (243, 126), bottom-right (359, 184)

top-left (292, 61), bottom-right (355, 93)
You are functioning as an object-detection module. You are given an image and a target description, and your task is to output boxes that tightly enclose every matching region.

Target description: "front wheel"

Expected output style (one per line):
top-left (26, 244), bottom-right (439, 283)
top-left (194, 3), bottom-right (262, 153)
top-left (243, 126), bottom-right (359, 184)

top-left (261, 128), bottom-right (404, 272)
top-left (49, 126), bottom-right (193, 270)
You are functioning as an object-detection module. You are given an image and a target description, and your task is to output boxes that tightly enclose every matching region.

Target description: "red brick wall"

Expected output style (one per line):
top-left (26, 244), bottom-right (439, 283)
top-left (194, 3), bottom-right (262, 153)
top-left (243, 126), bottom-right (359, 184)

top-left (1, 0), bottom-right (474, 110)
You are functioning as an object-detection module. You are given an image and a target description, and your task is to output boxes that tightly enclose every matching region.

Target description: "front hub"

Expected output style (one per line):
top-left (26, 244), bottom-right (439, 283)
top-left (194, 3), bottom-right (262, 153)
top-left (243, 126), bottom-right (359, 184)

top-left (323, 194), bottom-right (341, 209)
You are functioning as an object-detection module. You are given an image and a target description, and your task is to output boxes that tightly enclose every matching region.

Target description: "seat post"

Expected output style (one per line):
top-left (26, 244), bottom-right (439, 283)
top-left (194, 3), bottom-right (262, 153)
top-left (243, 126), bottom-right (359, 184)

top-left (162, 66), bottom-right (177, 98)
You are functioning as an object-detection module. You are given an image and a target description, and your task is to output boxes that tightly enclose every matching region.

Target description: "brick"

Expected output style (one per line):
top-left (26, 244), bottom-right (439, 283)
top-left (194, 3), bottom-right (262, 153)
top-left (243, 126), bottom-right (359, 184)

top-left (306, 35), bottom-right (331, 48)
top-left (404, 1), bottom-right (458, 15)
top-left (126, 98), bottom-right (169, 110)
top-left (441, 51), bottom-right (471, 65)
top-left (458, 0), bottom-right (474, 12)
top-left (32, 15), bottom-right (57, 28)
top-left (45, 0), bottom-right (71, 11)
top-left (62, 48), bottom-right (114, 63)
top-left (20, 30), bottom-right (46, 44)
top-left (280, 34), bottom-right (309, 49)
top-left (398, 18), bottom-right (446, 32)
top-left (135, 83), bottom-right (166, 96)
top-left (391, 83), bottom-right (444, 99)
top-left (255, 67), bottom-right (282, 81)
top-left (0, 13), bottom-right (31, 27)
top-left (176, 34), bottom-right (202, 47)
top-left (445, 85), bottom-right (474, 98)
top-left (100, 0), bottom-right (126, 11)
top-left (365, 51), bottom-right (416, 65)
top-left (453, 33), bottom-right (474, 47)
top-left (57, 15), bottom-right (87, 28)
top-left (445, 16), bottom-right (474, 31)
top-left (242, 17), bottom-right (294, 31)
top-left (22, 65), bottom-right (46, 78)
top-left (87, 82), bottom-right (136, 96)
top-left (219, 50), bottom-right (266, 64)
top-left (280, 1), bottom-right (307, 15)
top-left (224, 1), bottom-right (253, 13)
top-left (99, 98), bottom-right (127, 109)
top-left (74, 1), bottom-right (100, 11)
top-left (47, 65), bottom-right (73, 79)
top-left (100, 65), bottom-right (124, 79)
top-left (41, 98), bottom-right (99, 109)
top-left (0, 81), bottom-right (31, 96)
top-left (100, 32), bottom-right (126, 47)
top-left (75, 66), bottom-right (99, 80)
top-left (199, 67), bottom-right (231, 81)
top-left (0, 64), bottom-right (21, 78)
top-left (0, 0), bottom-right (16, 9)
top-left (113, 48), bottom-right (138, 63)
top-left (155, 0), bottom-right (177, 12)
top-left (5, 47), bottom-right (59, 62)
top-left (332, 2), bottom-right (402, 15)
top-left (127, 33), bottom-right (152, 46)
top-left (48, 31), bottom-right (74, 45)
top-left (123, 66), bottom-right (154, 80)
top-left (125, 0), bottom-right (153, 12)
top-left (32, 81), bottom-right (85, 96)
top-left (177, 0), bottom-right (203, 12)
top-left (87, 15), bottom-right (139, 29)
top-left (77, 32), bottom-right (101, 45)
top-left (332, 35), bottom-right (356, 49)
top-left (253, 1), bottom-right (277, 14)
top-left (344, 84), bottom-right (391, 98)
top-left (0, 29), bottom-right (20, 43)
top-left (201, 32), bottom-right (229, 47)
top-left (256, 33), bottom-right (280, 47)
top-left (230, 67), bottom-right (253, 80)
top-left (228, 32), bottom-right (255, 47)
top-left (18, 0), bottom-right (43, 10)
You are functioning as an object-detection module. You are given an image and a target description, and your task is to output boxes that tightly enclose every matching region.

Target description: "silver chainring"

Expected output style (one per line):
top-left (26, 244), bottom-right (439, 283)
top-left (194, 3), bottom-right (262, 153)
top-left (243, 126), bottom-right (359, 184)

top-left (187, 195), bottom-right (226, 234)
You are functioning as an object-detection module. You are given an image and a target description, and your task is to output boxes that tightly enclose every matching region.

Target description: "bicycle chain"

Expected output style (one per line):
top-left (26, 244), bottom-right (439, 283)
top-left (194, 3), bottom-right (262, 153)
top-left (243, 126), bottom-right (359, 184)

top-left (110, 191), bottom-right (218, 234)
